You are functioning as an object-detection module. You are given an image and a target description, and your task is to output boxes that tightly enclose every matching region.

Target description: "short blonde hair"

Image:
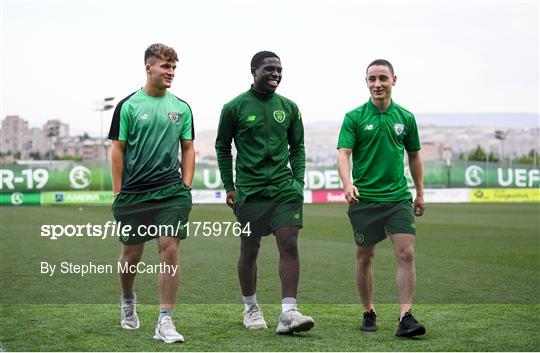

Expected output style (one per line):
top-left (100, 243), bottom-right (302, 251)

top-left (144, 43), bottom-right (178, 63)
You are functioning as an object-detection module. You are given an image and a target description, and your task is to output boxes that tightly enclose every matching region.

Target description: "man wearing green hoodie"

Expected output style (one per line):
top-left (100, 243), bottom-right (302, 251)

top-left (215, 51), bottom-right (314, 335)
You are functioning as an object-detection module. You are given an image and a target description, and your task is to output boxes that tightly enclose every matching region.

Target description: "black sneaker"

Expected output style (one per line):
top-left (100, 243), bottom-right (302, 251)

top-left (361, 310), bottom-right (377, 332)
top-left (396, 312), bottom-right (426, 337)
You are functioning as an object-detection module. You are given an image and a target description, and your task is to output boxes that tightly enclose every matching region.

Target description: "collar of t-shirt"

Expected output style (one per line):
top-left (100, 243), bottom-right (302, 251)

top-left (366, 98), bottom-right (396, 115)
top-left (249, 85), bottom-right (275, 100)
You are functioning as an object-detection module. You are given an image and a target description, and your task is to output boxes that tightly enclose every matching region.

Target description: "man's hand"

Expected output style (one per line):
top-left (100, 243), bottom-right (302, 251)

top-left (344, 184), bottom-right (360, 204)
top-left (413, 195), bottom-right (425, 217)
top-left (226, 191), bottom-right (236, 208)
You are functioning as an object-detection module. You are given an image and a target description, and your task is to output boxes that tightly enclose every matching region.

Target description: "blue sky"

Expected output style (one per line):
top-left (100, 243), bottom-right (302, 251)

top-left (1, 0), bottom-right (538, 135)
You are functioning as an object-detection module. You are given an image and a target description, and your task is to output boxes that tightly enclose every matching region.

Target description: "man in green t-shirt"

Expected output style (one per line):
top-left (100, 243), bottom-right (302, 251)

top-left (215, 51), bottom-right (314, 334)
top-left (108, 43), bottom-right (195, 343)
top-left (337, 59), bottom-right (426, 337)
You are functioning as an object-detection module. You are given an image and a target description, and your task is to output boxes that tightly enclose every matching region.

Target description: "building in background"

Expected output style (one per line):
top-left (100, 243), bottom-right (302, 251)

top-left (1, 115), bottom-right (110, 162)
top-left (1, 115), bottom-right (29, 157)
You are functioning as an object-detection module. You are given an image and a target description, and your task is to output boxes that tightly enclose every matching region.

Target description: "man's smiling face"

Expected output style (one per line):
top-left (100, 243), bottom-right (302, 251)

top-left (252, 57), bottom-right (282, 93)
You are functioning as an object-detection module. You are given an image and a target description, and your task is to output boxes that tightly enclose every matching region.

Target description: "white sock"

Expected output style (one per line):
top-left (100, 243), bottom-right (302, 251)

top-left (243, 294), bottom-right (257, 311)
top-left (281, 297), bottom-right (297, 313)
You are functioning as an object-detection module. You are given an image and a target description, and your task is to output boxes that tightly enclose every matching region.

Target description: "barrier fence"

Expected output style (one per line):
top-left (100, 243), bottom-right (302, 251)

top-left (1, 160), bottom-right (538, 205)
top-left (1, 160), bottom-right (539, 192)
top-left (1, 188), bottom-right (538, 206)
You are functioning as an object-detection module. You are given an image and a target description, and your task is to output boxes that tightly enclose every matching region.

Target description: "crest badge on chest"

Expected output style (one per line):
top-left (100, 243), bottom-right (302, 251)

top-left (168, 112), bottom-right (179, 123)
top-left (394, 123), bottom-right (404, 135)
top-left (273, 110), bottom-right (286, 123)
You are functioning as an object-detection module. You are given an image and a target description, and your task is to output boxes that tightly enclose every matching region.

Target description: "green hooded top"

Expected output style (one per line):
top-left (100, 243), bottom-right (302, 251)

top-left (215, 87), bottom-right (305, 192)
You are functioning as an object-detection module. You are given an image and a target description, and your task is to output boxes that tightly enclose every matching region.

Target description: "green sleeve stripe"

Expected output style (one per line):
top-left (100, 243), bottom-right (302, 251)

top-left (173, 95), bottom-right (195, 140)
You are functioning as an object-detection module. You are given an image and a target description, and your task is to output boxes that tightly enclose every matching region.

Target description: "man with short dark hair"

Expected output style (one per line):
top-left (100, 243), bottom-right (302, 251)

top-left (337, 59), bottom-right (426, 337)
top-left (109, 43), bottom-right (195, 343)
top-left (215, 51), bottom-right (314, 334)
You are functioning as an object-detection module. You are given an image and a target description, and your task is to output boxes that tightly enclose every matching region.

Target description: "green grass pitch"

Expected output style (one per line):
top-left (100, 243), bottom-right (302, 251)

top-left (1, 203), bottom-right (539, 351)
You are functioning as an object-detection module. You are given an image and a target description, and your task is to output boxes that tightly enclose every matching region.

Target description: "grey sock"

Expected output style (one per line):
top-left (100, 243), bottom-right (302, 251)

top-left (159, 309), bottom-right (173, 321)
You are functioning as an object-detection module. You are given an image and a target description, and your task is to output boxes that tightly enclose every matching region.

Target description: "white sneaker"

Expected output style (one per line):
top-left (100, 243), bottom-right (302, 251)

top-left (243, 304), bottom-right (268, 329)
top-left (153, 316), bottom-right (185, 343)
top-left (120, 294), bottom-right (140, 330)
top-left (276, 309), bottom-right (315, 334)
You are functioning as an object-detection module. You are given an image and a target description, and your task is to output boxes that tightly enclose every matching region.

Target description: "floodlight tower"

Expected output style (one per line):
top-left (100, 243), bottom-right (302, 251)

top-left (494, 130), bottom-right (506, 165)
top-left (96, 97), bottom-right (115, 190)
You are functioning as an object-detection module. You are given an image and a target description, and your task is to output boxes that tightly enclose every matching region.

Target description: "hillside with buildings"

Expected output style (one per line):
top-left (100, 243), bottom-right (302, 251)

top-left (1, 114), bottom-right (538, 165)
top-left (195, 124), bottom-right (539, 167)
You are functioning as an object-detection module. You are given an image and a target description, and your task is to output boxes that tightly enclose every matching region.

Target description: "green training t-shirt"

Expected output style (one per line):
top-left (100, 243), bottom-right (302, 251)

top-left (108, 89), bottom-right (194, 194)
top-left (337, 99), bottom-right (420, 202)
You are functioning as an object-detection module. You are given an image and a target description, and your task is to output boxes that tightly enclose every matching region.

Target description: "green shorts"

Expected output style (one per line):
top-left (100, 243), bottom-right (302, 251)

top-left (112, 182), bottom-right (192, 245)
top-left (347, 199), bottom-right (416, 247)
top-left (233, 178), bottom-right (304, 238)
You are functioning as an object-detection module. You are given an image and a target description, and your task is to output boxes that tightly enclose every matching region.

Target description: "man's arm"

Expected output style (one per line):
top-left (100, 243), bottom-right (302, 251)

top-left (288, 109), bottom-right (306, 184)
top-left (407, 150), bottom-right (425, 216)
top-left (337, 148), bottom-right (359, 204)
top-left (215, 106), bottom-right (235, 207)
top-left (181, 140), bottom-right (195, 187)
top-left (111, 140), bottom-right (126, 195)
